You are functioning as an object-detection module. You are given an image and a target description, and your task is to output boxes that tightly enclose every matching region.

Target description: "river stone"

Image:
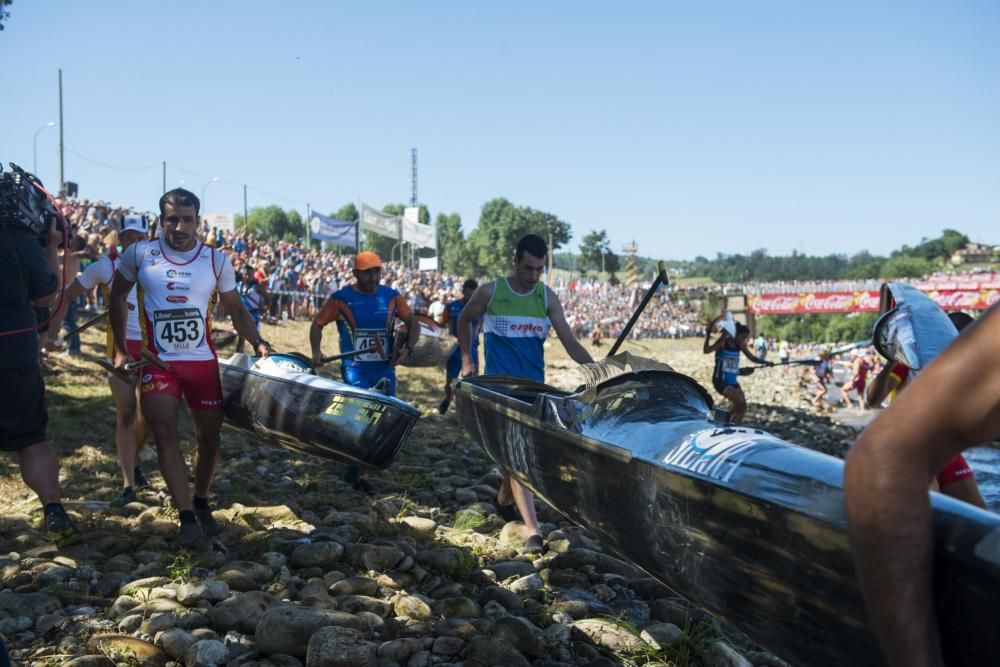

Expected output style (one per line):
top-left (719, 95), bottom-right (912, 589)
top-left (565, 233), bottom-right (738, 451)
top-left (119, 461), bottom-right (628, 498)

top-left (0, 590), bottom-right (60, 618)
top-left (255, 605), bottom-right (368, 657)
top-left (291, 542), bottom-right (344, 569)
top-left (406, 649), bottom-right (433, 667)
top-left (184, 638), bottom-right (228, 666)
top-left (177, 580), bottom-right (230, 605)
top-left (334, 594), bottom-right (390, 618)
top-left (118, 613), bottom-right (143, 633)
top-left (220, 569), bottom-right (258, 592)
top-left (85, 634), bottom-right (166, 665)
top-left (702, 640), bottom-right (753, 667)
top-left (221, 560), bottom-right (274, 584)
top-left (431, 635), bottom-right (465, 656)
top-left (377, 637), bottom-right (423, 662)
top-left (393, 594), bottom-right (434, 620)
top-left (479, 586), bottom-right (524, 615)
top-left (628, 577), bottom-right (673, 600)
top-left (305, 625), bottom-right (377, 666)
top-left (330, 576), bottom-right (379, 597)
top-left (344, 543), bottom-right (405, 572)
top-left (491, 615), bottom-right (545, 658)
top-left (399, 516), bottom-right (437, 533)
top-left (641, 622), bottom-right (684, 649)
top-left (209, 591), bottom-right (281, 634)
top-left (139, 611), bottom-right (177, 634)
top-left (507, 573), bottom-right (544, 595)
top-left (413, 547), bottom-right (464, 576)
top-left (464, 636), bottom-right (531, 667)
top-left (155, 627), bottom-right (196, 659)
top-left (549, 548), bottom-right (643, 578)
top-left (61, 658), bottom-right (115, 667)
top-left (438, 597), bottom-right (480, 619)
top-left (569, 618), bottom-right (645, 651)
top-left (261, 551), bottom-right (288, 571)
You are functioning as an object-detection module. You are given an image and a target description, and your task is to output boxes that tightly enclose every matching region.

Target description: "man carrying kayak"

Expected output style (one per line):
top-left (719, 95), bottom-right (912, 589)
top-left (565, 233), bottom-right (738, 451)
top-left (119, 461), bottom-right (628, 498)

top-left (310, 251), bottom-right (420, 493)
top-left (457, 234), bottom-right (594, 554)
top-left (436, 278), bottom-right (481, 415)
top-left (845, 303), bottom-right (1000, 667)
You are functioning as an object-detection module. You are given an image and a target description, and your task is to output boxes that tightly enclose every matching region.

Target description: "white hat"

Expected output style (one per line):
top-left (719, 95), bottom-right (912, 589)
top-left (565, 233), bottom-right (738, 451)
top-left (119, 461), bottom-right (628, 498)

top-left (120, 214), bottom-right (148, 235)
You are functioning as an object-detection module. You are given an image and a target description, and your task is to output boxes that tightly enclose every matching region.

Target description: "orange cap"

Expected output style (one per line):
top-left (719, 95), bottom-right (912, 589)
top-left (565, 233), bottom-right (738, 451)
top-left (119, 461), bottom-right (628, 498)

top-left (354, 251), bottom-right (383, 271)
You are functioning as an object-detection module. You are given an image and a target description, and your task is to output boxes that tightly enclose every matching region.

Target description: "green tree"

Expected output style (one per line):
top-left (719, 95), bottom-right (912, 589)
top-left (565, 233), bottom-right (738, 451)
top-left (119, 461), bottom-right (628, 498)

top-left (331, 203), bottom-right (359, 222)
top-left (881, 255), bottom-right (933, 278)
top-left (284, 210), bottom-right (304, 241)
top-left (578, 229), bottom-right (620, 276)
top-left (467, 197), bottom-right (573, 276)
top-left (0, 0), bottom-right (11, 31)
top-left (245, 205), bottom-right (290, 240)
top-left (437, 212), bottom-right (473, 276)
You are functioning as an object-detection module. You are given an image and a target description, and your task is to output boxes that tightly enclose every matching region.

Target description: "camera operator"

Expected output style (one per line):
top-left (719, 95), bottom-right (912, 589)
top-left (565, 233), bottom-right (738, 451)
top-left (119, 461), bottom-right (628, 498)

top-left (0, 206), bottom-right (82, 547)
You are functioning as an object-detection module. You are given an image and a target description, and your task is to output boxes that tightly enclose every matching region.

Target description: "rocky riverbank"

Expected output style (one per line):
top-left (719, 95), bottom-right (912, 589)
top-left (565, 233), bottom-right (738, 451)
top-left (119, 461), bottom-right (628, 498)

top-left (0, 331), bottom-right (860, 667)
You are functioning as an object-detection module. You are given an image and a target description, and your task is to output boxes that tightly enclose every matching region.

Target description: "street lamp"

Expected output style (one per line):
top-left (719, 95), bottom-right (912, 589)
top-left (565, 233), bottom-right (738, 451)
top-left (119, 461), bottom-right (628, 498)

top-left (201, 176), bottom-right (220, 210)
top-left (33, 122), bottom-right (55, 174)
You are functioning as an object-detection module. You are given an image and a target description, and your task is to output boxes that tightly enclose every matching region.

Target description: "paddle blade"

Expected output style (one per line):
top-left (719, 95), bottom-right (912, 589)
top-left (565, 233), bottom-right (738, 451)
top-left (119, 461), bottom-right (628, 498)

top-left (577, 351), bottom-right (675, 389)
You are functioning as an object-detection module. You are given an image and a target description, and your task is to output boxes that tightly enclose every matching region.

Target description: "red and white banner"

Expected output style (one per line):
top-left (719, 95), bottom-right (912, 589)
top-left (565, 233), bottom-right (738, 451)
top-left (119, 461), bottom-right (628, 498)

top-left (748, 289), bottom-right (998, 314)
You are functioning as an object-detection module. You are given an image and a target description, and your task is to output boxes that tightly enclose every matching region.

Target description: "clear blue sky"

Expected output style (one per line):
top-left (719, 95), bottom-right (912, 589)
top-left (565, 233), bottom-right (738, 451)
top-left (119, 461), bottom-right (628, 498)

top-left (2, 1), bottom-right (997, 260)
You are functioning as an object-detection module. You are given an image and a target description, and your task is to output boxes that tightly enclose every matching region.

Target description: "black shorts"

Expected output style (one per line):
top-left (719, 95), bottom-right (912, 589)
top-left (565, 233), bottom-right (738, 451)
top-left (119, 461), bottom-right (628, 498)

top-left (713, 377), bottom-right (740, 396)
top-left (0, 366), bottom-right (48, 452)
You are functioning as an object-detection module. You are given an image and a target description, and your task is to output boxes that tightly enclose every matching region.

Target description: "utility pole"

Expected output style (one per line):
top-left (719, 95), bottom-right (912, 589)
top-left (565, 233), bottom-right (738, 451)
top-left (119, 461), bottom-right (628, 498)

top-left (162, 161), bottom-right (166, 193)
top-left (306, 202), bottom-right (311, 246)
top-left (243, 185), bottom-right (248, 230)
top-left (548, 232), bottom-right (554, 276)
top-left (410, 148), bottom-right (418, 207)
top-left (58, 69), bottom-right (65, 193)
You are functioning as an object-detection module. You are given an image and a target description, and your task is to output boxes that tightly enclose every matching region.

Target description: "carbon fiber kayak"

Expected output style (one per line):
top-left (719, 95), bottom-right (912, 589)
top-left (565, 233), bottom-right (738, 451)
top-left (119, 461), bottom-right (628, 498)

top-left (395, 314), bottom-right (455, 367)
top-left (220, 353), bottom-right (420, 469)
top-left (455, 370), bottom-right (1000, 667)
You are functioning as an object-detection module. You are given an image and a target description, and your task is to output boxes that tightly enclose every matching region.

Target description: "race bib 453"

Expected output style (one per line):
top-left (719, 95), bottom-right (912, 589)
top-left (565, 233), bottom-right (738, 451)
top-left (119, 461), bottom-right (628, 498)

top-left (153, 308), bottom-right (206, 354)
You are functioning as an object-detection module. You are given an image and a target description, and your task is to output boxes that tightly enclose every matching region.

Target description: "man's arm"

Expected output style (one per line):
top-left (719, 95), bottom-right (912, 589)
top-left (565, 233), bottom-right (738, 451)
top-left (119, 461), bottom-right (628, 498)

top-left (458, 284), bottom-right (493, 376)
top-left (741, 341), bottom-right (770, 366)
top-left (865, 362), bottom-right (902, 407)
top-left (109, 271), bottom-right (136, 365)
top-left (845, 305), bottom-right (1000, 667)
top-left (703, 317), bottom-right (721, 354)
top-left (310, 298), bottom-right (338, 367)
top-left (218, 290), bottom-right (270, 358)
top-left (255, 281), bottom-right (269, 313)
top-left (391, 296), bottom-right (419, 368)
top-left (547, 287), bottom-right (593, 365)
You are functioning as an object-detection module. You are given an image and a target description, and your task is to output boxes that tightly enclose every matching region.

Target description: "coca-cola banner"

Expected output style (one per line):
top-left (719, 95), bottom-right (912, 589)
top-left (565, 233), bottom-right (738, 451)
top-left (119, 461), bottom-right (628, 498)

top-left (748, 289), bottom-right (998, 314)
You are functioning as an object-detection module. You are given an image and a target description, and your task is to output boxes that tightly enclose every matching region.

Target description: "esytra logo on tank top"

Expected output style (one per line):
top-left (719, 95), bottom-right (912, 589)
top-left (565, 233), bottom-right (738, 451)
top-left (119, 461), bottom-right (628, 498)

top-left (136, 241), bottom-right (220, 361)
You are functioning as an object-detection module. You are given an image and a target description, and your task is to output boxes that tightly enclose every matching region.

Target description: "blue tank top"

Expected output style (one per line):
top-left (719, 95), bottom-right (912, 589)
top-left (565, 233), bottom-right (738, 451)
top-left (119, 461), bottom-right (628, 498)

top-left (714, 345), bottom-right (741, 386)
top-left (331, 285), bottom-right (403, 370)
top-left (483, 278), bottom-right (549, 382)
top-left (446, 298), bottom-right (481, 348)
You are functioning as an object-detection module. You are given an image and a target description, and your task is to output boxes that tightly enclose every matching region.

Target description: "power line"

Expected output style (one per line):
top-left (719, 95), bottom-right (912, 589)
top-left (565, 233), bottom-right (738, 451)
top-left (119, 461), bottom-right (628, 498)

top-left (65, 148), bottom-right (160, 172)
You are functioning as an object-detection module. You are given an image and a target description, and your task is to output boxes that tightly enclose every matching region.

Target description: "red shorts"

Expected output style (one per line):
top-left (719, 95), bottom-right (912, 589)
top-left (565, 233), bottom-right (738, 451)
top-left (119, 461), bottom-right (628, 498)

top-left (139, 358), bottom-right (223, 411)
top-left (937, 454), bottom-right (975, 487)
top-left (126, 339), bottom-right (143, 360)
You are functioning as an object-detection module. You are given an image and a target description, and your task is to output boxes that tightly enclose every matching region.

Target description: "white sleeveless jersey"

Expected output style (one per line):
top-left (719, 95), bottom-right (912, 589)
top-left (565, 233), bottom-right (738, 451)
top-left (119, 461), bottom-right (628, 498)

top-left (77, 255), bottom-right (142, 342)
top-left (130, 240), bottom-right (225, 362)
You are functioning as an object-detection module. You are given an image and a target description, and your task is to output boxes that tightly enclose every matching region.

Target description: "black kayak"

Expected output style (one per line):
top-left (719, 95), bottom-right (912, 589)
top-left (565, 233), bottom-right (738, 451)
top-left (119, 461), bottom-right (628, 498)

top-left (455, 370), bottom-right (1000, 667)
top-left (220, 353), bottom-right (420, 469)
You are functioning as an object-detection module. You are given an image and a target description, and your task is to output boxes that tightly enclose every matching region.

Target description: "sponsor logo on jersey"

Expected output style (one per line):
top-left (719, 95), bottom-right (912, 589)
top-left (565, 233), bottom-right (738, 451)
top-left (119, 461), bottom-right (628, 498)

top-left (141, 374), bottom-right (152, 383)
top-left (165, 269), bottom-right (193, 279)
top-left (150, 249), bottom-right (160, 256)
top-left (166, 295), bottom-right (189, 304)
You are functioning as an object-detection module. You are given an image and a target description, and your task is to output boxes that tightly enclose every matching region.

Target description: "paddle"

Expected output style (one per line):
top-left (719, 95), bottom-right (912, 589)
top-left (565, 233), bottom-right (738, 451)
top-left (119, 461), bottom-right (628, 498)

top-left (61, 310), bottom-right (109, 340)
top-left (578, 261), bottom-right (669, 387)
top-left (318, 334), bottom-right (387, 366)
top-left (95, 348), bottom-right (167, 382)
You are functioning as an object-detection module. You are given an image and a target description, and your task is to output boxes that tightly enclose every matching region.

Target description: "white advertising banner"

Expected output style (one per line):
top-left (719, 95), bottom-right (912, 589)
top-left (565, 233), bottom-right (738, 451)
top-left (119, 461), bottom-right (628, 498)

top-left (360, 204), bottom-right (401, 239)
top-left (203, 212), bottom-right (235, 232)
top-left (401, 218), bottom-right (436, 249)
top-left (418, 256), bottom-right (438, 271)
top-left (404, 207), bottom-right (420, 224)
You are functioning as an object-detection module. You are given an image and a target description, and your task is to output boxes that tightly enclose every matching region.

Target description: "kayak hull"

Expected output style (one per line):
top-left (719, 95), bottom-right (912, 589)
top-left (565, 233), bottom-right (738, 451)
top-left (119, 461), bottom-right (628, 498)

top-left (455, 372), bottom-right (1000, 667)
top-left (220, 354), bottom-right (420, 469)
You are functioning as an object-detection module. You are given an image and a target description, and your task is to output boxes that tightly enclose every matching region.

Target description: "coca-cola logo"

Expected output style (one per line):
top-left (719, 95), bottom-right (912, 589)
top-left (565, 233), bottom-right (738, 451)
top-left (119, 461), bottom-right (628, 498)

top-left (802, 293), bottom-right (855, 311)
top-left (931, 291), bottom-right (979, 308)
top-left (985, 290), bottom-right (999, 306)
top-left (856, 291), bottom-right (880, 310)
top-left (750, 295), bottom-right (801, 313)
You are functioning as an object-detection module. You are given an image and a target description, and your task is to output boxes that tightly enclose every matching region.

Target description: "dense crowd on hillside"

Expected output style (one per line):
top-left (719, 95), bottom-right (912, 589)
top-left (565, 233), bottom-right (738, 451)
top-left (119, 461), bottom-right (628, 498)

top-left (49, 195), bottom-right (991, 343)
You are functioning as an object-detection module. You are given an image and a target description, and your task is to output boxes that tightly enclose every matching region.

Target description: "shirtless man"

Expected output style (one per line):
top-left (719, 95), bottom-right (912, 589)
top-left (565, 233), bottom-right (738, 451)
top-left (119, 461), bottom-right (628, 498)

top-left (845, 303), bottom-right (1000, 667)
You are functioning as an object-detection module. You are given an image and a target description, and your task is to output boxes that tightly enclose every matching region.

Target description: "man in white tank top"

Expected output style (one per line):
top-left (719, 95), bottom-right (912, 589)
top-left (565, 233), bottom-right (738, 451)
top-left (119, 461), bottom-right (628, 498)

top-left (52, 214), bottom-right (153, 506)
top-left (109, 189), bottom-right (270, 548)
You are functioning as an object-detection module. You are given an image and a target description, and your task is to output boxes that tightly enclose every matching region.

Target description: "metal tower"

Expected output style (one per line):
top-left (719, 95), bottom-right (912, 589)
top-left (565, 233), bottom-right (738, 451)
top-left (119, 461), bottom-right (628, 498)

top-left (410, 148), bottom-right (418, 207)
